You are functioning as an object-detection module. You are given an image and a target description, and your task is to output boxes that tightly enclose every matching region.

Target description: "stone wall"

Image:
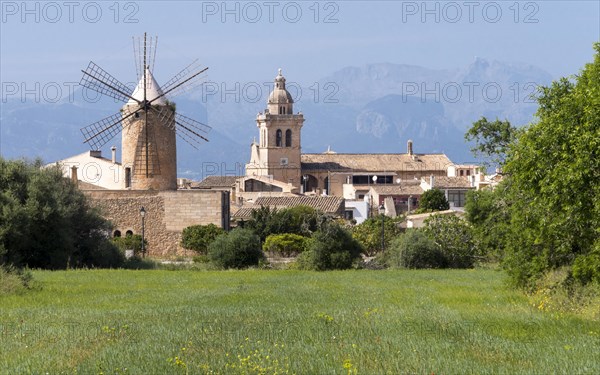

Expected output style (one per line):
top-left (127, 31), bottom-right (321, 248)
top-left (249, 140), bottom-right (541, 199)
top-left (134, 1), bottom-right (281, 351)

top-left (85, 189), bottom-right (228, 257)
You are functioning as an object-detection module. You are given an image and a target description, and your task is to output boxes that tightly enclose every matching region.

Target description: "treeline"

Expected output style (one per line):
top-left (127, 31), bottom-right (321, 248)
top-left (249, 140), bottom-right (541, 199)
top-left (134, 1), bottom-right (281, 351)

top-left (0, 158), bottom-right (124, 270)
top-left (464, 43), bottom-right (600, 288)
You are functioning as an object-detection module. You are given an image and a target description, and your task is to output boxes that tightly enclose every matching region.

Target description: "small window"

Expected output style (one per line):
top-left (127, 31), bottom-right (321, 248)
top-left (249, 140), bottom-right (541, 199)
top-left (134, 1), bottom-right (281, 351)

top-left (459, 170), bottom-right (464, 176)
top-left (113, 230), bottom-right (122, 238)
top-left (285, 129), bottom-right (292, 147)
top-left (276, 129), bottom-right (282, 147)
top-left (344, 210), bottom-right (354, 220)
top-left (125, 167), bottom-right (132, 188)
top-left (466, 170), bottom-right (471, 176)
top-left (126, 230), bottom-right (133, 237)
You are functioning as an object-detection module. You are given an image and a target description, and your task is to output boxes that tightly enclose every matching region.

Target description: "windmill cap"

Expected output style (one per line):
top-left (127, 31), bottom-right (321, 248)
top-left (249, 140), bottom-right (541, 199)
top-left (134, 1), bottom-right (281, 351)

top-left (127, 68), bottom-right (167, 105)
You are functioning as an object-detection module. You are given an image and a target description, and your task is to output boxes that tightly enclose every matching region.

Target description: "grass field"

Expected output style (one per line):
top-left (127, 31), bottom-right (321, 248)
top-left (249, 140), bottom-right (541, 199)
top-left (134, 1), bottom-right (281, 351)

top-left (1, 268), bottom-right (598, 374)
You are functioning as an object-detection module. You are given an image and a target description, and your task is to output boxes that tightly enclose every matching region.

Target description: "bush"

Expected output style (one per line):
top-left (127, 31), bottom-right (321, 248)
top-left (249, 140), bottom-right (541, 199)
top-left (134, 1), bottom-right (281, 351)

top-left (352, 215), bottom-right (403, 256)
top-left (387, 230), bottom-right (446, 269)
top-left (208, 228), bottom-right (263, 269)
top-left (418, 189), bottom-right (450, 212)
top-left (0, 265), bottom-right (33, 295)
top-left (85, 240), bottom-right (125, 269)
top-left (263, 233), bottom-right (307, 257)
top-left (422, 214), bottom-right (476, 268)
top-left (245, 205), bottom-right (327, 242)
top-left (297, 222), bottom-right (363, 270)
top-left (572, 242), bottom-right (600, 284)
top-left (181, 224), bottom-right (224, 254)
top-left (112, 234), bottom-right (147, 256)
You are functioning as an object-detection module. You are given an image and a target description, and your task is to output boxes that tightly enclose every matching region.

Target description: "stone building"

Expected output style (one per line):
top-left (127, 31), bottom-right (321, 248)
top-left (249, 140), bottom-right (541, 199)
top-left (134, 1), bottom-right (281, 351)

top-left (198, 69), bottom-right (488, 222)
top-left (53, 69), bottom-right (229, 257)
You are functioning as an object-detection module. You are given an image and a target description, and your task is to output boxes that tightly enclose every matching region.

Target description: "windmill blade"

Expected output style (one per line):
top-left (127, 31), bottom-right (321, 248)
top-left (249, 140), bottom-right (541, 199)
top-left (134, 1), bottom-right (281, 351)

top-left (80, 61), bottom-right (140, 104)
top-left (159, 59), bottom-right (208, 99)
top-left (174, 113), bottom-right (211, 143)
top-left (80, 108), bottom-right (138, 150)
top-left (149, 66), bottom-right (209, 105)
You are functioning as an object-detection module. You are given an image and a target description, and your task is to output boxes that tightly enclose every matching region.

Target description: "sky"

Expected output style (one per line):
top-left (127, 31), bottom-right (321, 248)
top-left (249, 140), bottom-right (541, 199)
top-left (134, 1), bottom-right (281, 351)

top-left (1, 0), bottom-right (599, 96)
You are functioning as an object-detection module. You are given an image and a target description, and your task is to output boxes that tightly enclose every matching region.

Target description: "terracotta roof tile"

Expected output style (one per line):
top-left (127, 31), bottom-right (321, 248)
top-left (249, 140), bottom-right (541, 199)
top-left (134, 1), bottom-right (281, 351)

top-left (433, 176), bottom-right (474, 189)
top-left (254, 196), bottom-right (344, 214)
top-left (192, 176), bottom-right (240, 188)
top-left (301, 153), bottom-right (453, 173)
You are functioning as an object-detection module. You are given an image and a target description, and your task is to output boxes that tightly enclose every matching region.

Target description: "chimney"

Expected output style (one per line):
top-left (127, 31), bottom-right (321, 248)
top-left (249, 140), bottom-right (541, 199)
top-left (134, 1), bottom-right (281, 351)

top-left (430, 175), bottom-right (434, 188)
top-left (111, 146), bottom-right (117, 163)
top-left (407, 139), bottom-right (413, 155)
top-left (71, 166), bottom-right (78, 184)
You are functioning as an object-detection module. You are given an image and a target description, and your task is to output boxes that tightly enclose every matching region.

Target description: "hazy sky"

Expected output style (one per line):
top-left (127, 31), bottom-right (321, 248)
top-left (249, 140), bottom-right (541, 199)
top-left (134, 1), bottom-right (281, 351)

top-left (1, 1), bottom-right (599, 93)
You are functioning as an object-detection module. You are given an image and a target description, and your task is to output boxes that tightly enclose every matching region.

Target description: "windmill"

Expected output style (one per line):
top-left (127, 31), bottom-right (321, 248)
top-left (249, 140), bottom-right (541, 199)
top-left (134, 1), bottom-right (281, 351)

top-left (79, 33), bottom-right (210, 190)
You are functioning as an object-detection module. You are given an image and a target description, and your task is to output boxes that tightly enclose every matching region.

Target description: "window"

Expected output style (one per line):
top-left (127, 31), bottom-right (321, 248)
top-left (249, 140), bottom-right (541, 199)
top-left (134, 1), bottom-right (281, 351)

top-left (113, 230), bottom-right (121, 238)
top-left (125, 230), bottom-right (134, 237)
top-left (447, 190), bottom-right (467, 207)
top-left (285, 129), bottom-right (292, 147)
top-left (125, 167), bottom-right (131, 188)
top-left (459, 170), bottom-right (464, 176)
top-left (344, 210), bottom-right (354, 220)
top-left (279, 106), bottom-right (286, 114)
top-left (276, 129), bottom-right (282, 147)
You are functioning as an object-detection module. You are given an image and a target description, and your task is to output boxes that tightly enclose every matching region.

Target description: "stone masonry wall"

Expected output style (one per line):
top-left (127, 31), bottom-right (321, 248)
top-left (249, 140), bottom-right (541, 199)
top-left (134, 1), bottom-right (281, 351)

top-left (85, 189), bottom-right (225, 257)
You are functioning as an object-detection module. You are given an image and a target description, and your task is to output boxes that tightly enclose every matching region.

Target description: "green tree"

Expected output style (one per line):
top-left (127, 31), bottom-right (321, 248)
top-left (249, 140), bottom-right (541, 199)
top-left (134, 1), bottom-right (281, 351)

top-left (245, 205), bottom-right (326, 242)
top-left (422, 214), bottom-right (476, 268)
top-left (0, 158), bottom-right (121, 269)
top-left (418, 189), bottom-right (449, 212)
top-left (465, 117), bottom-right (517, 167)
top-left (263, 233), bottom-right (307, 257)
top-left (208, 228), bottom-right (263, 269)
top-left (386, 230), bottom-right (445, 269)
top-left (181, 224), bottom-right (224, 254)
top-left (500, 43), bottom-right (600, 286)
top-left (464, 187), bottom-right (511, 261)
top-left (352, 215), bottom-right (402, 256)
top-left (297, 221), bottom-right (363, 270)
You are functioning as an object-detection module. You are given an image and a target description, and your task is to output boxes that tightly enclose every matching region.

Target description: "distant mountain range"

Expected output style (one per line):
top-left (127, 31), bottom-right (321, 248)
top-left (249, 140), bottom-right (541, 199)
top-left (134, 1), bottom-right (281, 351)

top-left (0, 58), bottom-right (553, 180)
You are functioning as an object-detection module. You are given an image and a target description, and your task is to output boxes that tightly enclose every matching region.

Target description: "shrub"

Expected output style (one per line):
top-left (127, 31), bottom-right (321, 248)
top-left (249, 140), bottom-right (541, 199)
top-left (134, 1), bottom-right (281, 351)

top-left (418, 189), bottom-right (450, 212)
top-left (85, 240), bottom-right (125, 269)
top-left (572, 242), bottom-right (600, 285)
top-left (0, 265), bottom-right (33, 295)
top-left (208, 228), bottom-right (263, 269)
top-left (423, 214), bottom-right (476, 268)
top-left (112, 234), bottom-right (147, 256)
top-left (245, 205), bottom-right (327, 242)
top-left (181, 224), bottom-right (224, 254)
top-left (298, 222), bottom-right (363, 270)
top-left (263, 233), bottom-right (307, 257)
top-left (352, 215), bottom-right (403, 256)
top-left (387, 230), bottom-right (446, 269)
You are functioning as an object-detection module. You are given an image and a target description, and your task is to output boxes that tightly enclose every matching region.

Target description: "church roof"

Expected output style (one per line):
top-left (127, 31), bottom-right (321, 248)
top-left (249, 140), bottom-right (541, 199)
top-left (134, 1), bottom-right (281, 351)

top-left (301, 153), bottom-right (452, 173)
top-left (127, 68), bottom-right (166, 105)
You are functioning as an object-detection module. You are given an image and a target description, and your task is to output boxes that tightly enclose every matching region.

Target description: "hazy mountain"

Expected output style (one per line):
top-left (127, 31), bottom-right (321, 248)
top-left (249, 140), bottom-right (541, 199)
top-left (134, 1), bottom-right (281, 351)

top-left (0, 58), bottom-right (553, 178)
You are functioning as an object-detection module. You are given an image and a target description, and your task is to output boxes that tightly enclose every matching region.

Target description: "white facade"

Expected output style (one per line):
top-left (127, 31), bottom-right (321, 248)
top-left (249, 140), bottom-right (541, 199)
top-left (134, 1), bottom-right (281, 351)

top-left (49, 149), bottom-right (124, 190)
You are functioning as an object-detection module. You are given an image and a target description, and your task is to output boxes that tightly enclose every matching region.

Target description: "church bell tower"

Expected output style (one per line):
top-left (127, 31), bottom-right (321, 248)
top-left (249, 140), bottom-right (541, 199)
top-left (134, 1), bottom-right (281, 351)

top-left (246, 69), bottom-right (305, 188)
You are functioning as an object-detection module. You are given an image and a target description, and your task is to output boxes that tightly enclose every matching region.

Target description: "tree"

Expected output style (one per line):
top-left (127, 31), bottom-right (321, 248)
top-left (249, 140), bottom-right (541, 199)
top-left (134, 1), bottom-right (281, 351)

top-left (0, 158), bottom-right (122, 269)
top-left (418, 189), bottom-right (449, 212)
top-left (208, 228), bottom-right (263, 269)
top-left (464, 187), bottom-right (511, 261)
top-left (245, 205), bottom-right (326, 242)
top-left (181, 224), bottom-right (224, 254)
top-left (297, 221), bottom-right (363, 270)
top-left (465, 117), bottom-right (517, 167)
top-left (386, 230), bottom-right (445, 269)
top-left (263, 233), bottom-right (307, 257)
top-left (500, 43), bottom-right (600, 286)
top-left (352, 215), bottom-right (402, 256)
top-left (422, 214), bottom-right (476, 268)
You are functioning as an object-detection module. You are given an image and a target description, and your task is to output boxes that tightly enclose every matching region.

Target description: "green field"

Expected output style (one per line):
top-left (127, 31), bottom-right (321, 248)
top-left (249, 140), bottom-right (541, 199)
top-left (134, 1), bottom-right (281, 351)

top-left (1, 269), bottom-right (598, 374)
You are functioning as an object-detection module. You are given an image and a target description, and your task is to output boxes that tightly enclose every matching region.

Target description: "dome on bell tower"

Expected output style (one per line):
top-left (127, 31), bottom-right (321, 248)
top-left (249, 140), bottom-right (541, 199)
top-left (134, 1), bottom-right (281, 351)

top-left (267, 68), bottom-right (293, 114)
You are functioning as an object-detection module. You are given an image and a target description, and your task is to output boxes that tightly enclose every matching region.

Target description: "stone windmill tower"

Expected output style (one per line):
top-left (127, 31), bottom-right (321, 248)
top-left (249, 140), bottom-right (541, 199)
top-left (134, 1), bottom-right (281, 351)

top-left (79, 33), bottom-right (210, 190)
